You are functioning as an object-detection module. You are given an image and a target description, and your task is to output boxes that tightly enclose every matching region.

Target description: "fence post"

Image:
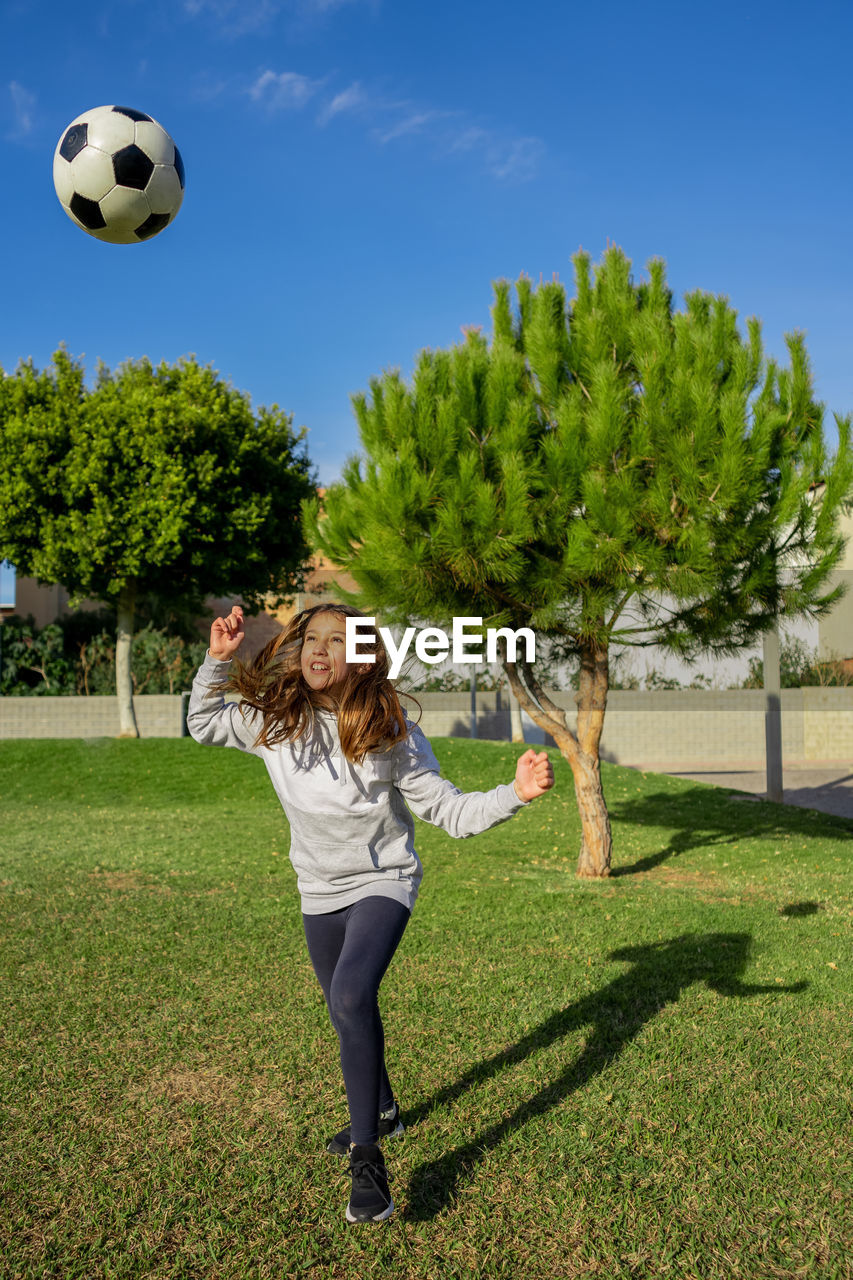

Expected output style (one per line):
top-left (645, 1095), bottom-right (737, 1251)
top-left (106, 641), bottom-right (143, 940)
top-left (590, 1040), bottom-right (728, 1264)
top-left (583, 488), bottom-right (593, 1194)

top-left (763, 628), bottom-right (784, 802)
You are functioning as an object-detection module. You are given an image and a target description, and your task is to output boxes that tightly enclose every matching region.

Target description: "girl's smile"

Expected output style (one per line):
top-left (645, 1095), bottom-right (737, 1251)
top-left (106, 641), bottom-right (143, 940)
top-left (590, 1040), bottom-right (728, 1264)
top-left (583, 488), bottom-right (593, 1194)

top-left (301, 612), bottom-right (357, 692)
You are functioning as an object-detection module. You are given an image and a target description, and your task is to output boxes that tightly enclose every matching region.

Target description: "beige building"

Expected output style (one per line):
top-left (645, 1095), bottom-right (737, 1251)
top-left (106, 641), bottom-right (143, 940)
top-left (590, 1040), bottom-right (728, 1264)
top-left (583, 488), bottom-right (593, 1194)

top-left (0, 570), bottom-right (95, 630)
top-left (205, 558), bottom-right (360, 659)
top-left (817, 503), bottom-right (853, 664)
top-left (0, 556), bottom-right (359, 661)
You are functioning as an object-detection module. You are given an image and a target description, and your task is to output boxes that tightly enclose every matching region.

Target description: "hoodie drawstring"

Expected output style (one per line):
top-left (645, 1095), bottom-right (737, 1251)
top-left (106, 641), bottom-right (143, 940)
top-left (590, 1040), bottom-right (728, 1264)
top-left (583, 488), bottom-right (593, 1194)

top-left (315, 714), bottom-right (348, 788)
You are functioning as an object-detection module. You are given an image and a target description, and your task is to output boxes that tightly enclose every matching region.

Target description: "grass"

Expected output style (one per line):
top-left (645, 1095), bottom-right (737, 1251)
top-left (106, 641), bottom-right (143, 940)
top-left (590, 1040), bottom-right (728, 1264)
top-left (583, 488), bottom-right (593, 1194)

top-left (0, 736), bottom-right (851, 1280)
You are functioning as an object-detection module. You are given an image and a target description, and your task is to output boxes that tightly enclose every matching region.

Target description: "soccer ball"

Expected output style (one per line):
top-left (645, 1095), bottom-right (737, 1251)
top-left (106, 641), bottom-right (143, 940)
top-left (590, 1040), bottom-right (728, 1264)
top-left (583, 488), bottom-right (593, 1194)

top-left (53, 105), bottom-right (185, 245)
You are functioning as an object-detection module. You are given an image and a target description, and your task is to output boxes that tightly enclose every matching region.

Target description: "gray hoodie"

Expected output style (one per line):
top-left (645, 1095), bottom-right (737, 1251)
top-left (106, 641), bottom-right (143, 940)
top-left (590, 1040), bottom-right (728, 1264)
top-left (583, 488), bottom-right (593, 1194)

top-left (187, 653), bottom-right (528, 914)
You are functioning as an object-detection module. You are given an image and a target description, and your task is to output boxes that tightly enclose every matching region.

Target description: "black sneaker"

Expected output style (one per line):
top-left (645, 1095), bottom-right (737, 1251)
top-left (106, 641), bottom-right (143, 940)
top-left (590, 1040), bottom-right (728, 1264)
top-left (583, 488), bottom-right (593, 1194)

top-left (345, 1143), bottom-right (394, 1223)
top-left (326, 1103), bottom-right (404, 1156)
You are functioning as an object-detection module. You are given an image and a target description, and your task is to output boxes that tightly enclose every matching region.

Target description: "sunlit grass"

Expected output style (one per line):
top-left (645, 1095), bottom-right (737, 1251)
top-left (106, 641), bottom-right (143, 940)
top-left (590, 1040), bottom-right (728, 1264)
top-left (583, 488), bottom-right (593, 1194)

top-left (1, 738), bottom-right (851, 1279)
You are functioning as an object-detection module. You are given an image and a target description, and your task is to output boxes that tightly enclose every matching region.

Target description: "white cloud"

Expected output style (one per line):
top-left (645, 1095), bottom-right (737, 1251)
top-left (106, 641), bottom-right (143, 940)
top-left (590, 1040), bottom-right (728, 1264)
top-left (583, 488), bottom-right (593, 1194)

top-left (376, 110), bottom-right (443, 144)
top-left (243, 64), bottom-right (545, 184)
top-left (189, 70), bottom-right (236, 103)
top-left (302, 0), bottom-right (367, 10)
top-left (184, 0), bottom-right (279, 35)
top-left (185, 0), bottom-right (377, 35)
top-left (372, 101), bottom-right (545, 183)
top-left (483, 136), bottom-right (546, 183)
top-left (249, 70), bottom-right (324, 110)
top-left (8, 81), bottom-right (35, 138)
top-left (445, 125), bottom-right (489, 154)
top-left (317, 81), bottom-right (367, 126)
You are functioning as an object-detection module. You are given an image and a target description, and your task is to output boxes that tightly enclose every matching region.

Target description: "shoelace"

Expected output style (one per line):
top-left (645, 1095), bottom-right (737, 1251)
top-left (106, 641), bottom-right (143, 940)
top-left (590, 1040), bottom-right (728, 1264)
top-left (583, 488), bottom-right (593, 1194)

top-left (346, 1157), bottom-right (394, 1190)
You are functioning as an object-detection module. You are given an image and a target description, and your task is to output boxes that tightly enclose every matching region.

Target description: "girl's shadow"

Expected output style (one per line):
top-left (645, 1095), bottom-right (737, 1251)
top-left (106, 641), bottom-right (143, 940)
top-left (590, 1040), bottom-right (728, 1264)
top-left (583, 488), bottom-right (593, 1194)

top-left (403, 931), bottom-right (806, 1220)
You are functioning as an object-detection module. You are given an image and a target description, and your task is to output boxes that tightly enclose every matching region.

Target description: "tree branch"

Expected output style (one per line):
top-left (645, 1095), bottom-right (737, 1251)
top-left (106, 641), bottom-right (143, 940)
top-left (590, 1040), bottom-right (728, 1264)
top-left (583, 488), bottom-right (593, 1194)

top-left (503, 657), bottom-right (578, 764)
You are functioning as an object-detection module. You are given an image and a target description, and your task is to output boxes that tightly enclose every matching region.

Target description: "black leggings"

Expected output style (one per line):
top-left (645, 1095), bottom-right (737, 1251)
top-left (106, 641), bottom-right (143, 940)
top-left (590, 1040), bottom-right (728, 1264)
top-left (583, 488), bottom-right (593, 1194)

top-left (302, 896), bottom-right (411, 1145)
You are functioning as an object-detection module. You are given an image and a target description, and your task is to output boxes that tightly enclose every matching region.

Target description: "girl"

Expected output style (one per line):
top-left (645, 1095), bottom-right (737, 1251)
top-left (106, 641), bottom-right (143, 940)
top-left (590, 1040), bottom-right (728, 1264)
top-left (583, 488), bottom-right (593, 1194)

top-left (187, 602), bottom-right (554, 1224)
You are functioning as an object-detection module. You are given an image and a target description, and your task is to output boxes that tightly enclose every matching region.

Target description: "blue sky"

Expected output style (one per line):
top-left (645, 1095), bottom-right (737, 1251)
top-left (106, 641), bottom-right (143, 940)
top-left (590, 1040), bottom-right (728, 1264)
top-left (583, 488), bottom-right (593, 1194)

top-left (3, 0), bottom-right (853, 486)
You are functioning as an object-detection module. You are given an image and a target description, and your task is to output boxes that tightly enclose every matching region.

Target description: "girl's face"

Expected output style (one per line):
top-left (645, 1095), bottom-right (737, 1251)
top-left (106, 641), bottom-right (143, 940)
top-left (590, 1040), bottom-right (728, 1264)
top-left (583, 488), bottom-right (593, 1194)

top-left (300, 611), bottom-right (364, 693)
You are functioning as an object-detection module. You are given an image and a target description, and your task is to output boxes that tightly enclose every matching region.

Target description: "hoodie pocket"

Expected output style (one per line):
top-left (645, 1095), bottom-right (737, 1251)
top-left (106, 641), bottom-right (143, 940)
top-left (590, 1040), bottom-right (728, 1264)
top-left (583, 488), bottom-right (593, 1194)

top-left (289, 839), bottom-right (377, 884)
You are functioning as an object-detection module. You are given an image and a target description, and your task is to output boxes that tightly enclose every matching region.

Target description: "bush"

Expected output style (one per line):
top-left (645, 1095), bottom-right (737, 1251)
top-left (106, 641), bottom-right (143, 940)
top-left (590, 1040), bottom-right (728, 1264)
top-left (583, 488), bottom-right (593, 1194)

top-left (0, 615), bottom-right (77, 695)
top-left (741, 636), bottom-right (853, 688)
top-left (0, 614), bottom-right (208, 696)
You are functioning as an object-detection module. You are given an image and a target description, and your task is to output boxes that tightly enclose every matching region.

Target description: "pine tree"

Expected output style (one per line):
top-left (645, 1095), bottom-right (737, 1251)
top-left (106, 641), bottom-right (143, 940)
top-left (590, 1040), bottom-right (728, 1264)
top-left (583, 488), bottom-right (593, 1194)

top-left (305, 247), bottom-right (853, 876)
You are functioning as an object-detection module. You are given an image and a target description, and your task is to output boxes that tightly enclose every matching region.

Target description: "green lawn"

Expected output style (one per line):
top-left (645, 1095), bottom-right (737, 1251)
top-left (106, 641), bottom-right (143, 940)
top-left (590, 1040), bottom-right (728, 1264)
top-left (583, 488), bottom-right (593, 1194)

top-left (1, 738), bottom-right (851, 1280)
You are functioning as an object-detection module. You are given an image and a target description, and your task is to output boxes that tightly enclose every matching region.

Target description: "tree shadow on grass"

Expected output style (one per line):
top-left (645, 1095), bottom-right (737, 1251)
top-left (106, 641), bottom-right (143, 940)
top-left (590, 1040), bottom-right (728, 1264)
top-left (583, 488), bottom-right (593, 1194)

top-left (403, 930), bottom-right (806, 1221)
top-left (605, 783), bottom-right (853, 878)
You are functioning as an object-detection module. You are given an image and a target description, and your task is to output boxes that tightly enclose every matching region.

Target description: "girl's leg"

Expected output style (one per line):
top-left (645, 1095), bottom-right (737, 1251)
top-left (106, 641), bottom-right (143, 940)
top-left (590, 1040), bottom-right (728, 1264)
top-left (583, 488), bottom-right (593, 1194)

top-left (303, 897), bottom-right (410, 1145)
top-left (305, 908), bottom-right (392, 1097)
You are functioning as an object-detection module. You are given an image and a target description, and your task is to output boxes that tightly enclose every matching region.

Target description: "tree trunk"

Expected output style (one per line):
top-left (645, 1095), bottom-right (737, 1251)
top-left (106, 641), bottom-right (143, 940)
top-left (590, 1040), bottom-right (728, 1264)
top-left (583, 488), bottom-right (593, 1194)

top-left (508, 677), bottom-right (524, 742)
top-left (571, 749), bottom-right (612, 877)
top-left (116, 583), bottom-right (139, 738)
top-left (572, 637), bottom-right (612, 876)
top-left (503, 635), bottom-right (612, 877)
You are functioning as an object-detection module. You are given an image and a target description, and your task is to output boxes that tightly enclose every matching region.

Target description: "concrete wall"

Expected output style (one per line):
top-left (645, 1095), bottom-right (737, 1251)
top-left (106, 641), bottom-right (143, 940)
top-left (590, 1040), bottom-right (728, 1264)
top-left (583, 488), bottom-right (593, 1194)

top-left (2, 687), bottom-right (851, 767)
top-left (414, 688), bottom-right (853, 766)
top-left (0, 694), bottom-right (185, 739)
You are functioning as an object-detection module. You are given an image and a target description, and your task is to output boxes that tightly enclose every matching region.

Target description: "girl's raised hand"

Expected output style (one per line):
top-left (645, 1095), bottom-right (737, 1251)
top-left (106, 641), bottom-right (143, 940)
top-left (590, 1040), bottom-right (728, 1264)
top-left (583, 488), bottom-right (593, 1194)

top-left (513, 748), bottom-right (555, 802)
top-left (210, 605), bottom-right (245, 660)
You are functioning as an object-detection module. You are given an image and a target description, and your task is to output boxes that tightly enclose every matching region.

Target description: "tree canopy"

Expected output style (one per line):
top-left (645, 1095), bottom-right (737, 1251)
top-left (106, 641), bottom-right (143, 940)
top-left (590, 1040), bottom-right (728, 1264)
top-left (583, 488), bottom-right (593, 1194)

top-left (305, 246), bottom-right (853, 876)
top-left (0, 348), bottom-right (315, 734)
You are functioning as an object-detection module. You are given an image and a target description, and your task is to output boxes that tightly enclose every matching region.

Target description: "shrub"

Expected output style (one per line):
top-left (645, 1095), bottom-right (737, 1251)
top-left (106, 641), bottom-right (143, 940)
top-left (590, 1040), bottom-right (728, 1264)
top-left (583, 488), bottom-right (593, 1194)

top-left (741, 637), bottom-right (853, 688)
top-left (0, 614), bottom-right (208, 696)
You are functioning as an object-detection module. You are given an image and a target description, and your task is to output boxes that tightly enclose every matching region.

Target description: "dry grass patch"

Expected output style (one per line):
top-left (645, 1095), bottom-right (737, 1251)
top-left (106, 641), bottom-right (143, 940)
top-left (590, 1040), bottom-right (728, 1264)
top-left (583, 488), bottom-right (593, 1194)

top-left (130, 1066), bottom-right (297, 1122)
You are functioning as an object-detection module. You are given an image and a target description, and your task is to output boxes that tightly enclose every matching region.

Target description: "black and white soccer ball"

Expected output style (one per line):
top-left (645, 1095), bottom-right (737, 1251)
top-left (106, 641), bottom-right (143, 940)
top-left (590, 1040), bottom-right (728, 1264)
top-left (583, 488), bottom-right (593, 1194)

top-left (53, 105), bottom-right (185, 245)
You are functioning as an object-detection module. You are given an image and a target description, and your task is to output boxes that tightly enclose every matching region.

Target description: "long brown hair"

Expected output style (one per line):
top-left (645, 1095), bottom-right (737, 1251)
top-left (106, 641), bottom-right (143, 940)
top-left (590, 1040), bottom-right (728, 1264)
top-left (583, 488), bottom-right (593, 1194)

top-left (218, 603), bottom-right (419, 760)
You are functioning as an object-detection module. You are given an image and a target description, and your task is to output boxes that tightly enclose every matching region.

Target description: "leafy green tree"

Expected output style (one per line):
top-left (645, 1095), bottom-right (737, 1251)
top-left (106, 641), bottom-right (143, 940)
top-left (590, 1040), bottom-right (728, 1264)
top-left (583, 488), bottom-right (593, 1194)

top-left (305, 247), bottom-right (853, 877)
top-left (0, 349), bottom-right (315, 734)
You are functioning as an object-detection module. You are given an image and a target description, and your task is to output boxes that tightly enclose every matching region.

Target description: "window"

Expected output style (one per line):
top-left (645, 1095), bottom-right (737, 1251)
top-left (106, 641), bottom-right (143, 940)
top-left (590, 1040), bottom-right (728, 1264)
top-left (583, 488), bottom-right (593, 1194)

top-left (0, 561), bottom-right (16, 609)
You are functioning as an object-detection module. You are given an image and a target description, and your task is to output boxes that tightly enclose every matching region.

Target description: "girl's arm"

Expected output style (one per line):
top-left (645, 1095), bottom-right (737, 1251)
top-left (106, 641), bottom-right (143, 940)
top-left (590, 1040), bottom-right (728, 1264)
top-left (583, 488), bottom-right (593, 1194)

top-left (392, 726), bottom-right (553, 839)
top-left (186, 606), bottom-right (262, 753)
